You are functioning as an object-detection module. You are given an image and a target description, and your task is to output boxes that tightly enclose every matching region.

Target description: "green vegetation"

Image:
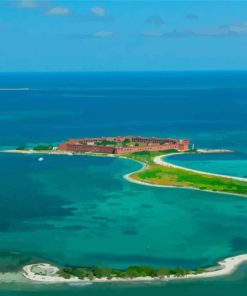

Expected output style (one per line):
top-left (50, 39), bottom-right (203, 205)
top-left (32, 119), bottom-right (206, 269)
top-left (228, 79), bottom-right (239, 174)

top-left (16, 146), bottom-right (27, 150)
top-left (56, 264), bottom-right (204, 280)
top-left (123, 138), bottom-right (131, 147)
top-left (33, 145), bottom-right (53, 151)
top-left (16, 144), bottom-right (53, 151)
top-left (185, 149), bottom-right (198, 153)
top-left (126, 150), bottom-right (179, 165)
top-left (95, 140), bottom-right (118, 147)
top-left (125, 151), bottom-right (247, 196)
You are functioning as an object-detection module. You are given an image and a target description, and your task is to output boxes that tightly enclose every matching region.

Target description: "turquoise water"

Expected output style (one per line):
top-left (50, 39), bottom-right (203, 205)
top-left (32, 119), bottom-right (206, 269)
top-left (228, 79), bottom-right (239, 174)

top-left (0, 72), bottom-right (247, 295)
top-left (2, 265), bottom-right (247, 296)
top-left (165, 153), bottom-right (247, 178)
top-left (2, 152), bottom-right (247, 270)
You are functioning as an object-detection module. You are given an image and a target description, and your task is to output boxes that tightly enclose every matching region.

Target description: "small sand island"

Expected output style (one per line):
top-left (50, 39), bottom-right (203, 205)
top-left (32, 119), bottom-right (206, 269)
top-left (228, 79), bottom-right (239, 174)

top-left (2, 135), bottom-right (246, 197)
top-left (21, 254), bottom-right (247, 284)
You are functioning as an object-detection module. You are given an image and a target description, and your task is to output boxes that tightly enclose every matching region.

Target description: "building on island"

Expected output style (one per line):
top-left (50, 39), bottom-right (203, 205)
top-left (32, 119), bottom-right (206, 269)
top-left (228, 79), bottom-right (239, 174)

top-left (58, 136), bottom-right (189, 154)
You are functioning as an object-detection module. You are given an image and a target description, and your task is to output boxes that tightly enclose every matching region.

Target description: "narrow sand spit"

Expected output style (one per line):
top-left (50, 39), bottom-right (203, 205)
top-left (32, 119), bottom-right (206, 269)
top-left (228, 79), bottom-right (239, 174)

top-left (22, 254), bottom-right (247, 284)
top-left (154, 154), bottom-right (247, 182)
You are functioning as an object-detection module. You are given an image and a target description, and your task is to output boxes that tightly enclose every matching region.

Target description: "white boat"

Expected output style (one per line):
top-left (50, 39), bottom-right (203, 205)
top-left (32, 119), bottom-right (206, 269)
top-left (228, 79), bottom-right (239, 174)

top-left (38, 157), bottom-right (44, 162)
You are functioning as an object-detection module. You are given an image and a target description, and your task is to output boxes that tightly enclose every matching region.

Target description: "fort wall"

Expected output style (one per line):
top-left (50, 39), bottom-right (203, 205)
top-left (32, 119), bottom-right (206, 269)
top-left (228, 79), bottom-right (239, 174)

top-left (57, 137), bottom-right (189, 154)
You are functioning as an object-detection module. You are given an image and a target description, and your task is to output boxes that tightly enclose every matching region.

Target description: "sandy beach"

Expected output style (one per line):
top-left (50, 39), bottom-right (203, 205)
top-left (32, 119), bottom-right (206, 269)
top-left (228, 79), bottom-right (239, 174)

top-left (0, 149), bottom-right (74, 156)
top-left (154, 153), bottom-right (247, 182)
top-left (123, 155), bottom-right (247, 197)
top-left (2, 149), bottom-right (246, 197)
top-left (21, 254), bottom-right (247, 284)
top-left (2, 152), bottom-right (247, 284)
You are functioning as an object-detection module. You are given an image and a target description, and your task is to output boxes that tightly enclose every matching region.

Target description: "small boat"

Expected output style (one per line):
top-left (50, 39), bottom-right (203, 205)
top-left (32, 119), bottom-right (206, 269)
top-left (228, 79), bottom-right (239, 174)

top-left (38, 157), bottom-right (44, 162)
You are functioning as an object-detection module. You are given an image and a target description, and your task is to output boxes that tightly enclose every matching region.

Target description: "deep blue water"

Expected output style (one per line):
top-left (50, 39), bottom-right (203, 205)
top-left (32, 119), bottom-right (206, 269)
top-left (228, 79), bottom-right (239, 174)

top-left (0, 71), bottom-right (247, 150)
top-left (0, 71), bottom-right (247, 295)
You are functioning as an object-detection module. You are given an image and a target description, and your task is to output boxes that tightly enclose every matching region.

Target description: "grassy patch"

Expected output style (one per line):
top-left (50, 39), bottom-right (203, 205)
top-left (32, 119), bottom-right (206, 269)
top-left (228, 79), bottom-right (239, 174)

top-left (33, 145), bottom-right (53, 151)
top-left (125, 150), bottom-right (179, 165)
top-left (125, 151), bottom-right (247, 196)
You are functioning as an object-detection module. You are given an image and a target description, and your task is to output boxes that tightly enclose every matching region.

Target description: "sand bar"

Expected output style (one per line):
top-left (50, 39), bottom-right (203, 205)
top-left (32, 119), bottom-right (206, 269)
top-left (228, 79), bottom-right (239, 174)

top-left (22, 254), bottom-right (247, 284)
top-left (154, 153), bottom-right (247, 182)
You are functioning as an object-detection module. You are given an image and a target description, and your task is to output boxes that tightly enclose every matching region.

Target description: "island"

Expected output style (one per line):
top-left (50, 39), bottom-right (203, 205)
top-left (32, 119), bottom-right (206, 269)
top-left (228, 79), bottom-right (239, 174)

top-left (21, 254), bottom-right (247, 283)
top-left (124, 150), bottom-right (247, 196)
top-left (2, 135), bottom-right (247, 196)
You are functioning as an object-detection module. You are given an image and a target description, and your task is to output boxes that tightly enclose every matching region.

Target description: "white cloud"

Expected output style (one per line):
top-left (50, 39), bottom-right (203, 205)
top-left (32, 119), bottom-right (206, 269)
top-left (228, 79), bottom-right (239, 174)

top-left (19, 0), bottom-right (36, 9)
top-left (68, 31), bottom-right (115, 39)
top-left (142, 22), bottom-right (247, 39)
top-left (185, 14), bottom-right (199, 20)
top-left (192, 22), bottom-right (247, 37)
top-left (146, 15), bottom-right (165, 26)
top-left (229, 22), bottom-right (247, 34)
top-left (45, 6), bottom-right (71, 16)
top-left (91, 7), bottom-right (106, 17)
top-left (141, 31), bottom-right (164, 37)
top-left (92, 31), bottom-right (114, 37)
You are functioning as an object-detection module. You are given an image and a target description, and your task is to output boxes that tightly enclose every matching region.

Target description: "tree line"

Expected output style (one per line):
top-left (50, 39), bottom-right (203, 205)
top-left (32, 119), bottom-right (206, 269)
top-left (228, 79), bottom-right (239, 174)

top-left (56, 265), bottom-right (205, 280)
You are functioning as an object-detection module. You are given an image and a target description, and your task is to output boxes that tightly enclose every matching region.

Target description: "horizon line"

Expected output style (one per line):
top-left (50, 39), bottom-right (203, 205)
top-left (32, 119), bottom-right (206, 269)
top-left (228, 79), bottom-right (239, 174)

top-left (1, 70), bottom-right (247, 74)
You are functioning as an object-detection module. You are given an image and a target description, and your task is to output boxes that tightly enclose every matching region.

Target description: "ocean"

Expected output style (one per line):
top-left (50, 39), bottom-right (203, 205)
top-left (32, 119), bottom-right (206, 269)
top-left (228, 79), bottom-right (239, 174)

top-left (0, 71), bottom-right (247, 295)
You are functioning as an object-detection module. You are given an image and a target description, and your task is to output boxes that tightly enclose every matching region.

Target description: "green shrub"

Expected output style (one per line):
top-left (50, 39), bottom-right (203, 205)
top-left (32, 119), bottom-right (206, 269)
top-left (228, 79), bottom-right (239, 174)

top-left (33, 145), bottom-right (53, 151)
top-left (16, 146), bottom-right (27, 150)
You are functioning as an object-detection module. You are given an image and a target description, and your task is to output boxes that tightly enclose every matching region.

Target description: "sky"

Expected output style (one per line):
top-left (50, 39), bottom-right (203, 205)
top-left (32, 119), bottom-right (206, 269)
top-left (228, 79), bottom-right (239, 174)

top-left (0, 1), bottom-right (247, 71)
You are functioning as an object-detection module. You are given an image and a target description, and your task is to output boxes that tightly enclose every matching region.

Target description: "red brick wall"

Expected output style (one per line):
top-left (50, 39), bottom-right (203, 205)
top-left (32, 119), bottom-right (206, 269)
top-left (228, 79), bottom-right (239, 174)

top-left (58, 144), bottom-right (114, 154)
top-left (58, 138), bottom-right (190, 154)
top-left (114, 144), bottom-right (178, 154)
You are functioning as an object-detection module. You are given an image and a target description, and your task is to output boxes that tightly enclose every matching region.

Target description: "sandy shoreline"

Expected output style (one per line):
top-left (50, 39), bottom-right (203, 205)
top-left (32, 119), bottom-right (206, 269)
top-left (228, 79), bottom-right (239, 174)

top-left (0, 149), bottom-right (74, 155)
top-left (1, 149), bottom-right (247, 197)
top-left (154, 153), bottom-right (247, 182)
top-left (21, 254), bottom-right (247, 284)
top-left (123, 155), bottom-right (247, 197)
top-left (1, 148), bottom-right (247, 284)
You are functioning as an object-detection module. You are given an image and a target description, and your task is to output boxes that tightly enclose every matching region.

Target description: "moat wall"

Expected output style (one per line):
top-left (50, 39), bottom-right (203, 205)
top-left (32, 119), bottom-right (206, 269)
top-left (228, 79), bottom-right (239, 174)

top-left (57, 137), bottom-right (189, 154)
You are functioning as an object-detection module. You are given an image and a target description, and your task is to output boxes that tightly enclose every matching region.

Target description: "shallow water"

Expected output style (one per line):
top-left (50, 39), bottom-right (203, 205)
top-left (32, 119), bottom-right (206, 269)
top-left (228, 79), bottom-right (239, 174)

top-left (1, 152), bottom-right (247, 270)
top-left (166, 153), bottom-right (247, 178)
top-left (2, 264), bottom-right (247, 296)
top-left (0, 71), bottom-right (247, 294)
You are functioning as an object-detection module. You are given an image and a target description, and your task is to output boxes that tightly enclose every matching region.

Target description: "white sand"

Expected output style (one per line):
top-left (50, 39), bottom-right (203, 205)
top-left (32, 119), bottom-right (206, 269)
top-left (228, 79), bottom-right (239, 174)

top-left (22, 263), bottom-right (84, 283)
top-left (0, 149), bottom-right (74, 155)
top-left (22, 254), bottom-right (247, 284)
top-left (123, 155), bottom-right (247, 197)
top-left (197, 149), bottom-right (234, 154)
top-left (2, 149), bottom-right (246, 198)
top-left (154, 153), bottom-right (247, 182)
top-left (2, 149), bottom-right (246, 196)
top-left (3, 148), bottom-right (247, 283)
